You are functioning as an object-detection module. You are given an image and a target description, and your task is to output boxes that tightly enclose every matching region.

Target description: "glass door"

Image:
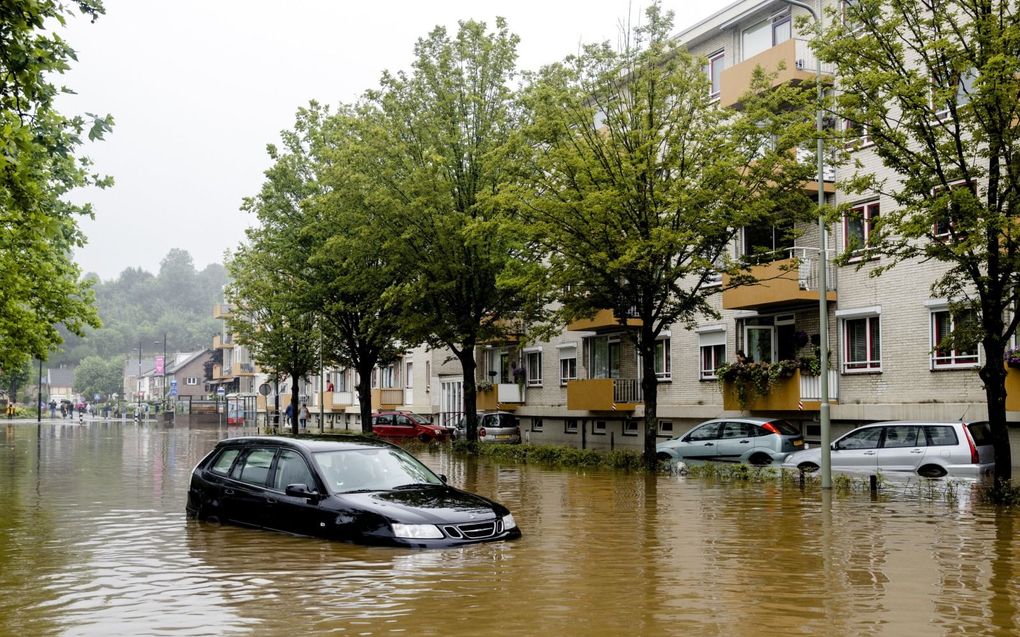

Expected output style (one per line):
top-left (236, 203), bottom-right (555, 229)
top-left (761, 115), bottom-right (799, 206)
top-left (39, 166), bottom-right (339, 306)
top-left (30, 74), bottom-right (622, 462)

top-left (745, 326), bottom-right (775, 363)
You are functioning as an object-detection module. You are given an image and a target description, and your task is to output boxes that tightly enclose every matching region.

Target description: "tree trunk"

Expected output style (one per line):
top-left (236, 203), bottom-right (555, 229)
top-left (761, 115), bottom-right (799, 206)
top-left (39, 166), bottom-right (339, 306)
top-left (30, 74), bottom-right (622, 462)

top-left (455, 346), bottom-right (479, 442)
top-left (289, 374), bottom-right (300, 437)
top-left (356, 362), bottom-right (374, 434)
top-left (980, 337), bottom-right (1012, 482)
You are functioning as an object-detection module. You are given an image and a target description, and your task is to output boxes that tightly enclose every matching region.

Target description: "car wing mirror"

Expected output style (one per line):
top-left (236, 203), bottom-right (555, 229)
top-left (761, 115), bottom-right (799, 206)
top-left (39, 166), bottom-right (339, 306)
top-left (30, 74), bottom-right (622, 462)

top-left (439, 474), bottom-right (448, 484)
top-left (285, 483), bottom-right (321, 500)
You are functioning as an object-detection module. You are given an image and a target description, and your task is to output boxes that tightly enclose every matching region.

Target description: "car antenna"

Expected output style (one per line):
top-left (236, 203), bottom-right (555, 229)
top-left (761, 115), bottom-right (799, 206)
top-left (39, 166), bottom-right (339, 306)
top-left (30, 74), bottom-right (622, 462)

top-left (958, 403), bottom-right (970, 422)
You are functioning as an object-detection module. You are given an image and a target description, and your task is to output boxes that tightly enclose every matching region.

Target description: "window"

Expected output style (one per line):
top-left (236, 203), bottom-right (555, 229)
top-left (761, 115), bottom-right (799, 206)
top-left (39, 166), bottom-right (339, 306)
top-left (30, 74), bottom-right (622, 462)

top-left (210, 448), bottom-right (239, 475)
top-left (272, 449), bottom-right (315, 491)
top-left (881, 425), bottom-right (920, 449)
top-left (843, 315), bottom-right (882, 372)
top-left (707, 50), bottom-right (724, 99)
top-left (687, 422), bottom-right (721, 442)
top-left (654, 338), bottom-right (671, 381)
top-left (424, 362), bottom-right (430, 393)
top-left (742, 13), bottom-right (791, 61)
top-left (588, 336), bottom-right (621, 379)
top-left (835, 427), bottom-right (882, 450)
top-left (185, 377), bottom-right (199, 386)
top-left (623, 420), bottom-right (639, 436)
top-left (658, 420), bottom-right (674, 436)
top-left (933, 67), bottom-right (977, 120)
top-left (559, 347), bottom-right (577, 385)
top-left (924, 425), bottom-right (959, 446)
top-left (380, 364), bottom-right (396, 388)
top-left (931, 309), bottom-right (979, 368)
top-left (844, 201), bottom-right (879, 258)
top-left (932, 181), bottom-right (975, 240)
top-left (405, 362), bottom-right (413, 389)
top-left (565, 418), bottom-right (578, 434)
top-left (843, 118), bottom-right (872, 148)
top-left (526, 351), bottom-right (543, 387)
top-left (531, 417), bottom-right (543, 432)
top-left (593, 420), bottom-right (607, 435)
top-left (699, 330), bottom-right (726, 380)
top-left (231, 448), bottom-right (275, 487)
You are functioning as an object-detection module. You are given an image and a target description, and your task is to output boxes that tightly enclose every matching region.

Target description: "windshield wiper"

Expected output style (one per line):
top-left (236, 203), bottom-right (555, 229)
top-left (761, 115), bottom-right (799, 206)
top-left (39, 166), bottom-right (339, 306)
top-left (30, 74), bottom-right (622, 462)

top-left (390, 483), bottom-right (434, 490)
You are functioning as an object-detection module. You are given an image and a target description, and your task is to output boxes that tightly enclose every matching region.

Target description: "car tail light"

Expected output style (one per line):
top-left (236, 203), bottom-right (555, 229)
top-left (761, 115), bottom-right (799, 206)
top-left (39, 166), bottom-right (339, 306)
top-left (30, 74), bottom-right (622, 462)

top-left (963, 424), bottom-right (980, 464)
top-left (762, 422), bottom-right (779, 435)
top-left (479, 427), bottom-right (487, 438)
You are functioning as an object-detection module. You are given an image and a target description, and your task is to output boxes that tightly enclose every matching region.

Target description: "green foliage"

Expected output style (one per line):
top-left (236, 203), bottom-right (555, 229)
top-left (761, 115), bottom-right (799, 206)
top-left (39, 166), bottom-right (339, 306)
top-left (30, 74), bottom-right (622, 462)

top-left (814, 0), bottom-right (1020, 479)
top-left (0, 360), bottom-right (31, 400)
top-left (73, 355), bottom-right (122, 400)
top-left (979, 480), bottom-right (1020, 507)
top-left (452, 440), bottom-right (646, 470)
top-left (715, 359), bottom-right (799, 407)
top-left (0, 0), bottom-right (113, 373)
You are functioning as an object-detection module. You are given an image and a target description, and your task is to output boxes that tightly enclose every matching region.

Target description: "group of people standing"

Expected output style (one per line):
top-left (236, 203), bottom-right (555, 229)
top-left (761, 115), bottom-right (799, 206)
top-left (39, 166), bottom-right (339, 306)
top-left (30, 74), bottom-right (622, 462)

top-left (283, 402), bottom-right (312, 429)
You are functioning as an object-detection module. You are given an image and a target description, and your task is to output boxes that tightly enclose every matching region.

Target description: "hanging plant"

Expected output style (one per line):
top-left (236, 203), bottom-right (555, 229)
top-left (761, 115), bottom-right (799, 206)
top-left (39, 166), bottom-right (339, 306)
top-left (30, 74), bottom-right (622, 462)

top-left (716, 359), bottom-right (799, 407)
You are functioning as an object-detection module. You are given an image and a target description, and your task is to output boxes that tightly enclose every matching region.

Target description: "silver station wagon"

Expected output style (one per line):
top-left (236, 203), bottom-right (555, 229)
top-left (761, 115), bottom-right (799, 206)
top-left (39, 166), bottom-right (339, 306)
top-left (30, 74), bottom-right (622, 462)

top-left (782, 421), bottom-right (995, 478)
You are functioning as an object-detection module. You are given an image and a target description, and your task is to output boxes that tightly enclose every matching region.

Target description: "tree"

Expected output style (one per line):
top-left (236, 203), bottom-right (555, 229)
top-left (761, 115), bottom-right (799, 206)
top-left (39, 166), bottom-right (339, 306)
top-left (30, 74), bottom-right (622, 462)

top-left (814, 0), bottom-right (1020, 481)
top-left (0, 360), bottom-right (31, 403)
top-left (74, 355), bottom-right (122, 400)
top-left (0, 0), bottom-right (112, 374)
top-left (305, 107), bottom-right (410, 433)
top-left (230, 108), bottom-right (324, 436)
top-left (364, 18), bottom-right (537, 441)
top-left (514, 4), bottom-right (815, 465)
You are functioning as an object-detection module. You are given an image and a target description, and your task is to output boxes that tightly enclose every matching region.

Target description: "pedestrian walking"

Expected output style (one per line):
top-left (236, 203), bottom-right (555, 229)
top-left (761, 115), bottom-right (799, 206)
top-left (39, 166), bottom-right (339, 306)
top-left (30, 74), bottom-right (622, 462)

top-left (285, 403), bottom-right (293, 427)
top-left (299, 403), bottom-right (310, 430)
top-left (49, 400), bottom-right (57, 418)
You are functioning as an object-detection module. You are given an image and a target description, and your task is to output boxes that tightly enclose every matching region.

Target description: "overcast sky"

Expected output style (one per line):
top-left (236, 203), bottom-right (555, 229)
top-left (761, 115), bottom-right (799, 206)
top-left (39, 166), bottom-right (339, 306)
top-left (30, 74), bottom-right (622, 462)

top-left (60, 0), bottom-right (734, 281)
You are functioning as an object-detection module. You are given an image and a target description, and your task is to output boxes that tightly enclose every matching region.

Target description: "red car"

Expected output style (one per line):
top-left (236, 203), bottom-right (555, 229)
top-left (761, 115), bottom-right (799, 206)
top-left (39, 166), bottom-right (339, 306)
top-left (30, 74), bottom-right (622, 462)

top-left (370, 411), bottom-right (450, 442)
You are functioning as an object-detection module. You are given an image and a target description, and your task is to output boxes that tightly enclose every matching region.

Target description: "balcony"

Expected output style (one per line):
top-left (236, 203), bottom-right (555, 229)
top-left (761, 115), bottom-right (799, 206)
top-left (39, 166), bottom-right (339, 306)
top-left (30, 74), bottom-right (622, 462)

top-left (722, 369), bottom-right (838, 411)
top-left (315, 390), bottom-right (355, 411)
top-left (719, 38), bottom-right (834, 109)
top-left (567, 309), bottom-right (642, 333)
top-left (795, 147), bottom-right (836, 194)
top-left (371, 388), bottom-right (404, 411)
top-left (566, 378), bottom-right (641, 412)
top-left (477, 383), bottom-right (524, 411)
top-left (211, 364), bottom-right (230, 381)
top-left (212, 334), bottom-right (234, 349)
top-left (213, 303), bottom-right (233, 319)
top-left (236, 362), bottom-right (257, 376)
top-left (722, 249), bottom-right (836, 311)
top-left (1006, 367), bottom-right (1020, 411)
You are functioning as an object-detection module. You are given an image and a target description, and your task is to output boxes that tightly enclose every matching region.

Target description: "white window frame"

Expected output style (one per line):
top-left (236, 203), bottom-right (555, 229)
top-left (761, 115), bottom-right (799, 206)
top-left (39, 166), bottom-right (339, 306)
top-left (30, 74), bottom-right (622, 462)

top-left (707, 50), bottom-right (724, 99)
top-left (658, 420), bottom-right (674, 437)
top-left (838, 307), bottom-right (882, 373)
top-left (531, 417), bottom-right (543, 432)
top-left (699, 329), bottom-right (727, 380)
top-left (565, 418), bottom-right (578, 434)
top-left (929, 306), bottom-right (979, 369)
top-left (185, 377), bottom-right (198, 386)
top-left (654, 337), bottom-right (672, 381)
top-left (558, 344), bottom-right (577, 386)
top-left (844, 200), bottom-right (880, 260)
top-left (592, 420), bottom-right (607, 435)
top-left (525, 350), bottom-right (543, 387)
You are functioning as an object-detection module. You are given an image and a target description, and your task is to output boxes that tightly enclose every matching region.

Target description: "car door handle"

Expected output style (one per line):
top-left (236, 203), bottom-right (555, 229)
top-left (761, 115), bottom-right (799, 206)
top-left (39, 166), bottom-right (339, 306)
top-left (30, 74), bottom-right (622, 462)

top-left (864, 451), bottom-right (876, 455)
top-left (224, 488), bottom-right (235, 495)
top-left (265, 497), bottom-right (277, 504)
top-left (739, 440), bottom-right (750, 444)
top-left (704, 442), bottom-right (714, 446)
top-left (910, 449), bottom-right (924, 454)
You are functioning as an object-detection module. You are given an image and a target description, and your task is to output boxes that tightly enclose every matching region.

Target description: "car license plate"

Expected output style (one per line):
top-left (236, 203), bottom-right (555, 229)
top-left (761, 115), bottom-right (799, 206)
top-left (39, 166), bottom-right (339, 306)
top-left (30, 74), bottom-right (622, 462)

top-left (793, 439), bottom-right (803, 447)
top-left (495, 435), bottom-right (510, 440)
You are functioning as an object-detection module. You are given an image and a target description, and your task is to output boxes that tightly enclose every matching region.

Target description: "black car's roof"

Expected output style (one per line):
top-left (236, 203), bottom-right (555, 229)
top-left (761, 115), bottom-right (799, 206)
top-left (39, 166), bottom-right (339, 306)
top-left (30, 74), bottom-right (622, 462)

top-left (215, 436), bottom-right (391, 453)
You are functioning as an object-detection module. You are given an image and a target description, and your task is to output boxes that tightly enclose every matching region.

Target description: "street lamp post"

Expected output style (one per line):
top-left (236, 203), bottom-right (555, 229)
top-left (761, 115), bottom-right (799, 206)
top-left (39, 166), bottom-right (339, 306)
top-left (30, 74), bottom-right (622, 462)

top-left (137, 341), bottom-right (142, 422)
top-left (155, 334), bottom-right (167, 414)
top-left (781, 0), bottom-right (832, 489)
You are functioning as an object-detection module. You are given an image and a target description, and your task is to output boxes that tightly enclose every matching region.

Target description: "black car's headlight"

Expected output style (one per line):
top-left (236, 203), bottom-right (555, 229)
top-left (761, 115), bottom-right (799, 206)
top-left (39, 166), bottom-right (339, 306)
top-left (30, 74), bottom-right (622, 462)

top-left (502, 514), bottom-right (517, 531)
top-left (391, 523), bottom-right (444, 539)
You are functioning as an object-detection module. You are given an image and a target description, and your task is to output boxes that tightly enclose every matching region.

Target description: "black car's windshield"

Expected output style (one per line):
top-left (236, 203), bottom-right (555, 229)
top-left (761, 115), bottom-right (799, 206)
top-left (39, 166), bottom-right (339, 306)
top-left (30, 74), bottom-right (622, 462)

top-left (313, 448), bottom-right (444, 493)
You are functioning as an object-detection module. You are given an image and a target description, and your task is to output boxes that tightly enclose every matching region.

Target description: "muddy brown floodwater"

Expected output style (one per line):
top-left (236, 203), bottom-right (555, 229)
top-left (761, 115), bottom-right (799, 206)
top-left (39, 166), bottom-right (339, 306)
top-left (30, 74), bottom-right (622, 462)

top-left (1, 421), bottom-right (1019, 636)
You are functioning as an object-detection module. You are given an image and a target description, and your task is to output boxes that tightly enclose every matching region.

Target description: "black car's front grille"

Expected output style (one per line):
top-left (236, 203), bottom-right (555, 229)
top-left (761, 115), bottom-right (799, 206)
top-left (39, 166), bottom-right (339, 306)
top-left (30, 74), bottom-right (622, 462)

top-left (443, 519), bottom-right (503, 540)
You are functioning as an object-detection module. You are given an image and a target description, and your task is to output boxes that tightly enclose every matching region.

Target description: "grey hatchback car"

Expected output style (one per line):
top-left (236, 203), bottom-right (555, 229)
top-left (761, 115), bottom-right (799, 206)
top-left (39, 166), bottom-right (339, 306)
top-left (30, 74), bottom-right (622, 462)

top-left (782, 421), bottom-right (994, 478)
top-left (453, 412), bottom-right (522, 444)
top-left (655, 417), bottom-right (805, 465)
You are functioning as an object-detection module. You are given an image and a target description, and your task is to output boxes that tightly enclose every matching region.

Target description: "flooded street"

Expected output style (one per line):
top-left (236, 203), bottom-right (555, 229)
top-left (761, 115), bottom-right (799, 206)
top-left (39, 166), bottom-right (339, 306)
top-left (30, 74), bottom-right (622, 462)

top-left (2, 421), bottom-right (1020, 636)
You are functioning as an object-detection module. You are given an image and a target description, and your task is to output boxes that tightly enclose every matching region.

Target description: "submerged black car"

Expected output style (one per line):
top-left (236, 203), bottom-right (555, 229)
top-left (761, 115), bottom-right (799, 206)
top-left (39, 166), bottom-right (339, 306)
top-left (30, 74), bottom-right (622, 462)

top-left (187, 436), bottom-right (521, 548)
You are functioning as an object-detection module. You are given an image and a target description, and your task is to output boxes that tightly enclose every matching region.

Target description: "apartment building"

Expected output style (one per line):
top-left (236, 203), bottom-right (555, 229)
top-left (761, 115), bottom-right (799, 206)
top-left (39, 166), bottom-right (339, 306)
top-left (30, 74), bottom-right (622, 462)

top-left (210, 303), bottom-right (262, 397)
top-left (252, 0), bottom-right (1002, 445)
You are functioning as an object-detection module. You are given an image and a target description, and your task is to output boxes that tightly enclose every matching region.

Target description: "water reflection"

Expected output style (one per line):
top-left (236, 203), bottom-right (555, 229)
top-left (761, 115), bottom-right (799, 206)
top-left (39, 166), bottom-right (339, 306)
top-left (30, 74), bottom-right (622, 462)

top-left (0, 421), bottom-right (1019, 635)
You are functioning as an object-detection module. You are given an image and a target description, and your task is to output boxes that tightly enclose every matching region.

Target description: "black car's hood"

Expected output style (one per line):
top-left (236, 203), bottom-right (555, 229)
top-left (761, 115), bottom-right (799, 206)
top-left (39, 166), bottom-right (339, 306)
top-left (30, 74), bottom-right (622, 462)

top-left (336, 485), bottom-right (505, 525)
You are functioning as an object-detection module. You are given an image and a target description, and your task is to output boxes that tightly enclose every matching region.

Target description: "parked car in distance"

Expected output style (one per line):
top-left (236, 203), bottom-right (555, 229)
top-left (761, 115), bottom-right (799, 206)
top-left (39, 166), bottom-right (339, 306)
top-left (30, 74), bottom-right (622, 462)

top-left (371, 411), bottom-right (450, 442)
top-left (453, 412), bottom-right (522, 444)
top-left (187, 436), bottom-right (521, 547)
top-left (782, 421), bottom-right (994, 478)
top-left (656, 417), bottom-right (805, 465)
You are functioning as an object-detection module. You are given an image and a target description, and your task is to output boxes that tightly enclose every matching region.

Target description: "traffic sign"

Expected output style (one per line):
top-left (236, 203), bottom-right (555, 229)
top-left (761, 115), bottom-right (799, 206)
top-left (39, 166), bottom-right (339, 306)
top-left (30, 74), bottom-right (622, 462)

top-left (216, 386), bottom-right (226, 397)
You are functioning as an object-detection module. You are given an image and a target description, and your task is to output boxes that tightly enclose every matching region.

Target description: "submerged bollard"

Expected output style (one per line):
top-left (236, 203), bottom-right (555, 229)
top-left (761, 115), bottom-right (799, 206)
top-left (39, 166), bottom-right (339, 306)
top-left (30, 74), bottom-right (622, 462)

top-left (869, 474), bottom-right (878, 493)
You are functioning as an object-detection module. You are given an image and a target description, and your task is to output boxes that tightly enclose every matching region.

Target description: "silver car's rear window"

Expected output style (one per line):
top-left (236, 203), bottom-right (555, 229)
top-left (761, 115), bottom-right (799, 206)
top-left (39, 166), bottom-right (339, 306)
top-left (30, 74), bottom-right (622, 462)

top-left (966, 422), bottom-right (992, 445)
top-left (767, 420), bottom-right (800, 436)
top-left (923, 426), bottom-right (959, 447)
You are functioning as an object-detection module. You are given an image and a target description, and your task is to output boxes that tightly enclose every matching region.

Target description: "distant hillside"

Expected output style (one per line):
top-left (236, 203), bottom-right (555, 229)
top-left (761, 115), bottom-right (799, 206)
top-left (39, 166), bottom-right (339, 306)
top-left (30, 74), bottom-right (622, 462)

top-left (53, 249), bottom-right (228, 365)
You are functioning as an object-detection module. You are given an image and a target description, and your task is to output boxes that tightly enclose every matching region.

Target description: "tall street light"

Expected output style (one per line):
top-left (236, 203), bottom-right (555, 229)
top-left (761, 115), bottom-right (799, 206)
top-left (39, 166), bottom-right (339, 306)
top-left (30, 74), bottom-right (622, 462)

top-left (137, 341), bottom-right (142, 420)
top-left (155, 334), bottom-right (167, 411)
top-left (781, 0), bottom-right (832, 488)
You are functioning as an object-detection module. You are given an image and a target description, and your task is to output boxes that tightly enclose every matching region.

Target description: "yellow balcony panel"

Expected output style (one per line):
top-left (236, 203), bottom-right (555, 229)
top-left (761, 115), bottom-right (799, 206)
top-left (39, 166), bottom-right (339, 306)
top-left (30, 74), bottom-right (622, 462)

top-left (316, 391), bottom-right (354, 412)
top-left (719, 38), bottom-right (833, 109)
top-left (213, 303), bottom-right (233, 319)
top-left (722, 257), bottom-right (836, 311)
top-left (371, 388), bottom-right (404, 411)
top-left (1006, 366), bottom-right (1020, 411)
top-left (566, 378), bottom-right (640, 412)
top-left (722, 370), bottom-right (804, 411)
top-left (800, 179), bottom-right (836, 195)
top-left (477, 383), bottom-right (524, 411)
top-left (567, 309), bottom-right (642, 333)
top-left (212, 335), bottom-right (234, 349)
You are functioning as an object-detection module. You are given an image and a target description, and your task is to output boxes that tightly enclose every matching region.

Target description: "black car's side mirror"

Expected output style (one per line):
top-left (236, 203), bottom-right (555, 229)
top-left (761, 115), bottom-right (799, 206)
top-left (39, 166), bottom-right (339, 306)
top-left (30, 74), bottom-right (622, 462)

top-left (439, 474), bottom-right (448, 484)
top-left (285, 484), bottom-right (321, 500)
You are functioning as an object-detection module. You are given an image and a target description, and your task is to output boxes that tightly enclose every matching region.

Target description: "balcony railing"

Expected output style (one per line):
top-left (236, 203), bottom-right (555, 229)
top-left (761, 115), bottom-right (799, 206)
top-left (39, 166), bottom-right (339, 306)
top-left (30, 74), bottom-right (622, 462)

top-left (723, 247), bottom-right (836, 311)
top-left (371, 388), bottom-right (404, 410)
top-left (477, 383), bottom-right (524, 411)
top-left (567, 309), bottom-right (642, 333)
top-left (722, 369), bottom-right (837, 411)
top-left (719, 38), bottom-right (835, 108)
